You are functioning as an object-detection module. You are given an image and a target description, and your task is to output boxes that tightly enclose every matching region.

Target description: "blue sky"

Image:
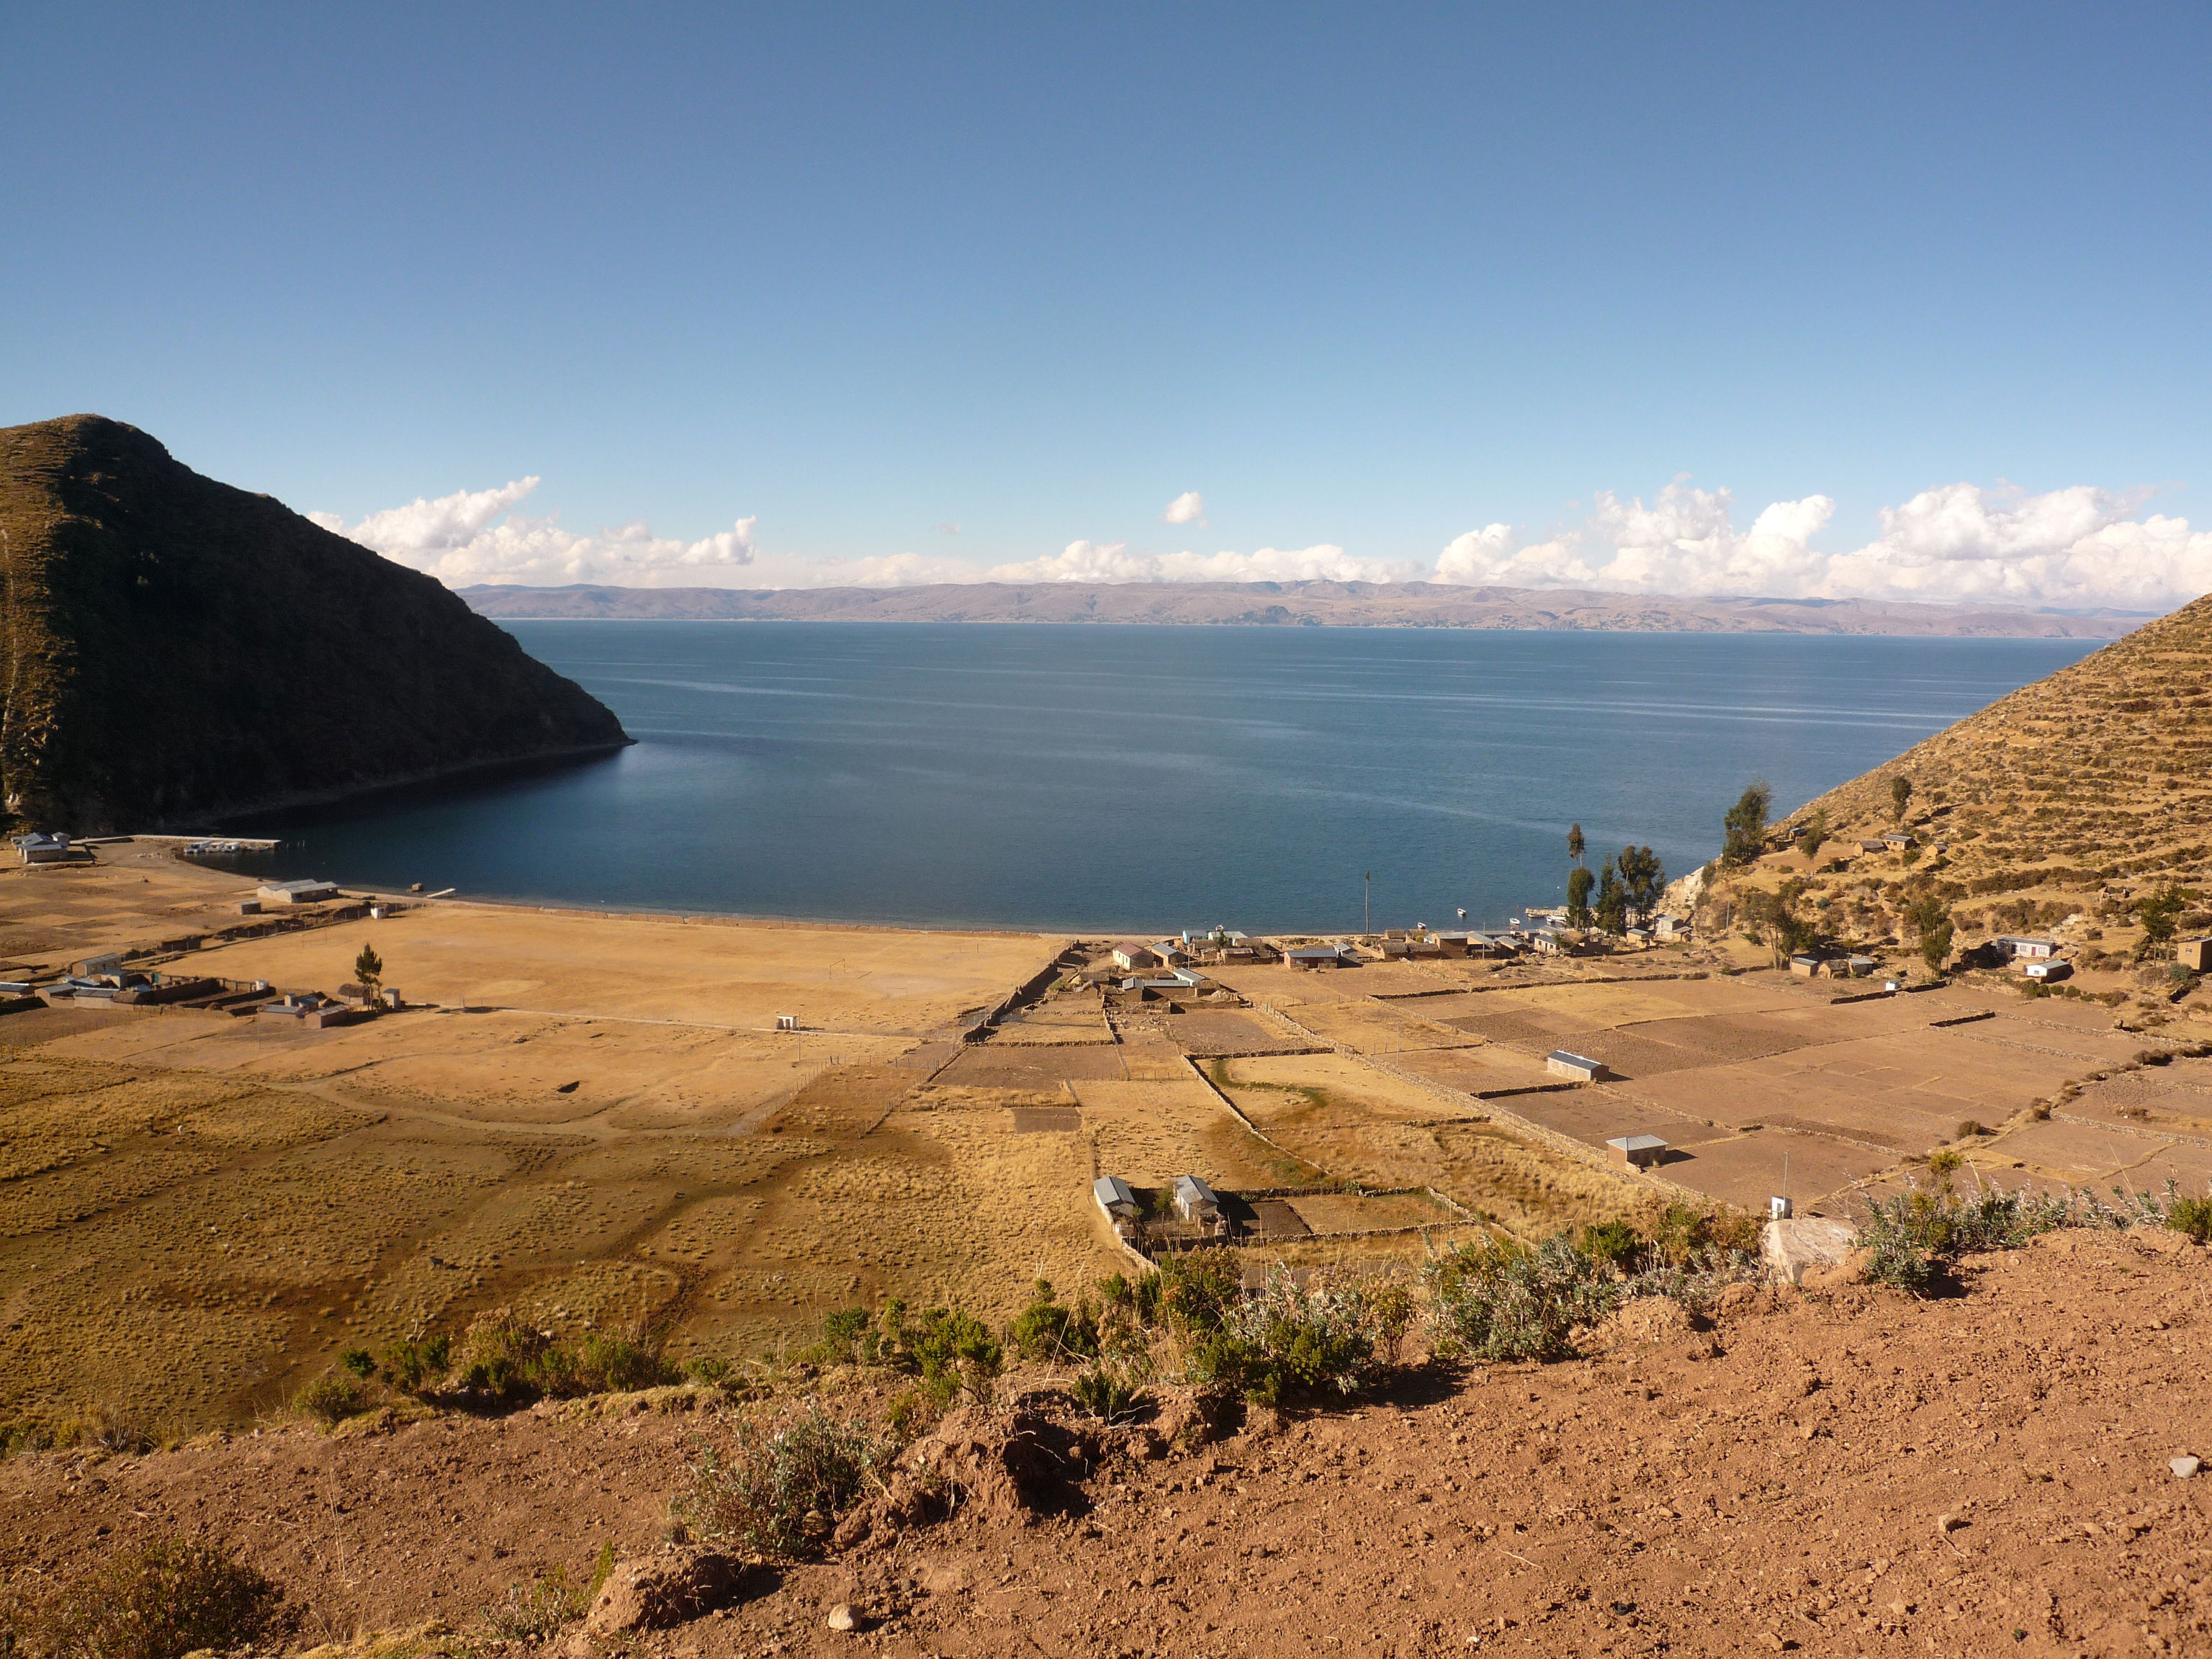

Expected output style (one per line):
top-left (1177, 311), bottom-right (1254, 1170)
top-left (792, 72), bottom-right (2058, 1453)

top-left (6, 4), bottom-right (2210, 604)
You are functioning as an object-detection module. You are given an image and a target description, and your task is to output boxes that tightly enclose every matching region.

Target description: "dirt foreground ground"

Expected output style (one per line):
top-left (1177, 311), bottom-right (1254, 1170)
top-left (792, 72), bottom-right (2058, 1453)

top-left (2, 1227), bottom-right (2205, 1659)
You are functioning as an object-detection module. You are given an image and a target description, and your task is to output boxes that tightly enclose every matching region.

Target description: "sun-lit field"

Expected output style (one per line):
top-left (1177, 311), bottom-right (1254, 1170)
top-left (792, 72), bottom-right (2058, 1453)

top-left (11, 840), bottom-right (2203, 1444)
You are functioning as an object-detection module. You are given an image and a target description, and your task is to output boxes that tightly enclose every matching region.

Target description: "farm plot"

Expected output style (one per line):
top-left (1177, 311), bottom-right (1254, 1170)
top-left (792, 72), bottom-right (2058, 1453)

top-left (1211, 1053), bottom-right (1470, 1126)
top-left (1164, 1008), bottom-right (1318, 1058)
top-left (1274, 999), bottom-right (1483, 1054)
top-left (1068, 1077), bottom-right (1286, 1190)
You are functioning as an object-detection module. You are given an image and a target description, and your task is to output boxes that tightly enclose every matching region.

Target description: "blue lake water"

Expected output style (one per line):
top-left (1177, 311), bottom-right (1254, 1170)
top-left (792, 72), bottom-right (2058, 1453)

top-left (230, 623), bottom-right (2097, 933)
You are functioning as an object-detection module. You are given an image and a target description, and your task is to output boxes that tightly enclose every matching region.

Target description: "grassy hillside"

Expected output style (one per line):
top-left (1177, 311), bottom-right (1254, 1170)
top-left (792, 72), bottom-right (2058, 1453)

top-left (1703, 593), bottom-right (2212, 959)
top-left (0, 415), bottom-right (626, 831)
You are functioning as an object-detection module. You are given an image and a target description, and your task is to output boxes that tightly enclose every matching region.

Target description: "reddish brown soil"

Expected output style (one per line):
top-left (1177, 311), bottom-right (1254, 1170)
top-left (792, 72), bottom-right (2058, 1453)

top-left (4, 1230), bottom-right (2207, 1658)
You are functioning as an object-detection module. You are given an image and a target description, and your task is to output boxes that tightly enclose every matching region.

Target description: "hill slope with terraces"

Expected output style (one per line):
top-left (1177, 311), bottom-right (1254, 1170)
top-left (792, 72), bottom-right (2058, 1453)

top-left (1784, 592), bottom-right (2212, 891)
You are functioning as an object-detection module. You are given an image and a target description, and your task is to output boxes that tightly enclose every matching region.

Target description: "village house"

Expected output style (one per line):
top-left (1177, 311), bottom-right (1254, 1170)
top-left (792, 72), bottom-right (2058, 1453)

top-left (1285, 943), bottom-right (1353, 970)
top-left (1172, 1174), bottom-right (1222, 1231)
top-left (2024, 958), bottom-right (2072, 981)
top-left (1652, 914), bottom-right (1691, 940)
top-left (2178, 938), bottom-right (2212, 974)
top-left (1092, 1175), bottom-right (1138, 1224)
top-left (257, 878), bottom-right (340, 907)
top-left (1995, 936), bottom-right (2057, 961)
top-left (1606, 1133), bottom-right (1669, 1169)
top-left (17, 832), bottom-right (79, 865)
top-left (1547, 1049), bottom-right (1610, 1082)
top-left (1110, 942), bottom-right (1162, 972)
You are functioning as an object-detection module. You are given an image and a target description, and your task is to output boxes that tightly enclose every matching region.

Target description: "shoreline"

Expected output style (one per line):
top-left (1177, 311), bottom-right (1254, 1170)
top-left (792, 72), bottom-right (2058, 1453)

top-left (147, 739), bottom-right (635, 835)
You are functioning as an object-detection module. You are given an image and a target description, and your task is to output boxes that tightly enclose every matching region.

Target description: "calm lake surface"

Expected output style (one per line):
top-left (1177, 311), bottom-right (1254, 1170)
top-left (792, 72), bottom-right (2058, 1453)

top-left (232, 623), bottom-right (2096, 933)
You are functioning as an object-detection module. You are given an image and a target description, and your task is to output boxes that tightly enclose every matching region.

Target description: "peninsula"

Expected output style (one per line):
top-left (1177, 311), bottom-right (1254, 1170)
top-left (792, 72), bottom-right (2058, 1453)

top-left (0, 415), bottom-right (628, 833)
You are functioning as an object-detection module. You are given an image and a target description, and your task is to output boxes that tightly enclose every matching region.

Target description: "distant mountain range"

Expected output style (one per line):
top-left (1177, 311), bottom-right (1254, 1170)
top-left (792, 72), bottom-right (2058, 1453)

top-left (459, 580), bottom-right (2151, 638)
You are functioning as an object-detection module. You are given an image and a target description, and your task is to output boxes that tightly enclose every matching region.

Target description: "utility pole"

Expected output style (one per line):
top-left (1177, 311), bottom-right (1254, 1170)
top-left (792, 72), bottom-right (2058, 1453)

top-left (1363, 871), bottom-right (1371, 938)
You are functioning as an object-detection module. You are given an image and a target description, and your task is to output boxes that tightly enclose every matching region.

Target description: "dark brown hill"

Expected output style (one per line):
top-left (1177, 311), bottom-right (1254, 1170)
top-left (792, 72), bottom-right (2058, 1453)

top-left (0, 415), bottom-right (626, 831)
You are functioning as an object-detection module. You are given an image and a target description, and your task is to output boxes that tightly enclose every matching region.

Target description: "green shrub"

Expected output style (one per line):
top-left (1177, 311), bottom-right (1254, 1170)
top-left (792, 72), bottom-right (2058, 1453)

top-left (1426, 1236), bottom-right (1619, 1362)
top-left (2170, 1193), bottom-right (2212, 1244)
top-left (682, 1354), bottom-right (734, 1385)
top-left (338, 1348), bottom-right (377, 1380)
top-left (1155, 1251), bottom-right (1239, 1336)
top-left (1578, 1220), bottom-right (1641, 1270)
top-left (570, 1331), bottom-right (676, 1394)
top-left (378, 1333), bottom-right (451, 1393)
top-left (1008, 1279), bottom-right (1102, 1363)
top-left (1197, 1268), bottom-right (1390, 1406)
top-left (679, 1406), bottom-right (897, 1560)
top-left (1855, 1181), bottom-right (2145, 1294)
top-left (1639, 1202), bottom-right (1757, 1267)
top-left (876, 1300), bottom-right (1002, 1406)
top-left (296, 1373), bottom-right (377, 1427)
top-left (1069, 1362), bottom-right (1150, 1424)
top-left (2, 1534), bottom-right (288, 1659)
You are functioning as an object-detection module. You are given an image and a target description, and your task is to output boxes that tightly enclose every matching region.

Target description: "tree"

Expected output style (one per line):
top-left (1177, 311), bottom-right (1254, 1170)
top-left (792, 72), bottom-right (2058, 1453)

top-left (1740, 882), bottom-right (1820, 964)
top-left (1567, 824), bottom-right (1586, 868)
top-left (1565, 865), bottom-right (1595, 929)
top-left (1615, 845), bottom-right (1665, 917)
top-left (2136, 885), bottom-right (2188, 953)
top-left (1902, 894), bottom-right (1953, 973)
top-left (1890, 774), bottom-right (1913, 822)
top-left (1593, 860), bottom-right (1628, 935)
top-left (1794, 809), bottom-right (1828, 861)
top-left (354, 944), bottom-right (384, 994)
top-left (1721, 782), bottom-right (1771, 867)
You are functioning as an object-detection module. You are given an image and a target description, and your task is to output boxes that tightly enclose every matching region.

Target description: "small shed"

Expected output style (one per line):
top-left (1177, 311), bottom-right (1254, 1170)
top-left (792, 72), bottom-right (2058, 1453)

top-left (2180, 939), bottom-right (2212, 974)
top-left (258, 878), bottom-right (339, 906)
top-left (1996, 936), bottom-right (2056, 961)
top-left (1653, 914), bottom-right (1691, 940)
top-left (1093, 1175), bottom-right (1138, 1220)
top-left (1112, 943), bottom-right (1163, 972)
top-left (1172, 1174), bottom-right (1220, 1226)
top-left (1789, 953), bottom-right (1825, 977)
top-left (1880, 833), bottom-right (1916, 851)
top-left (1847, 955), bottom-right (1879, 977)
top-left (1546, 1049), bottom-right (1610, 1083)
top-left (1606, 1133), bottom-right (1669, 1170)
top-left (1285, 944), bottom-right (1349, 970)
top-left (69, 953), bottom-right (124, 978)
top-left (2024, 959), bottom-right (2072, 981)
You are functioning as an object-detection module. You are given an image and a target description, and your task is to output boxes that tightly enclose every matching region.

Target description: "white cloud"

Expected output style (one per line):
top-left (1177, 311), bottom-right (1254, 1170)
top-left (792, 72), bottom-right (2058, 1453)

top-left (981, 541), bottom-right (1420, 585)
top-left (316, 470), bottom-right (2212, 610)
top-left (1432, 480), bottom-right (2210, 609)
top-left (1162, 490), bottom-right (1207, 526)
top-left (310, 477), bottom-right (762, 588)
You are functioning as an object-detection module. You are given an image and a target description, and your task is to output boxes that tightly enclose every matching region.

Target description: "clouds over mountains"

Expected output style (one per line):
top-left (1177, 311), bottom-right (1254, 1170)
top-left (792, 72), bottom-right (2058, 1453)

top-left (314, 475), bottom-right (2212, 611)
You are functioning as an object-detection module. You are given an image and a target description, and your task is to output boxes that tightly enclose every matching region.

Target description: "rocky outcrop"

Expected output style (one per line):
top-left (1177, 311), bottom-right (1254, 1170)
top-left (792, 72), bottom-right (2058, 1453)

top-left (0, 415), bottom-right (626, 831)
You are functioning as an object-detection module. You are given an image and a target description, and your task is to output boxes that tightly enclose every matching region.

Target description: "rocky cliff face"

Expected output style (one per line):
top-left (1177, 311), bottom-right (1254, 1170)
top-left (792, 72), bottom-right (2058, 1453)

top-left (0, 415), bottom-right (627, 831)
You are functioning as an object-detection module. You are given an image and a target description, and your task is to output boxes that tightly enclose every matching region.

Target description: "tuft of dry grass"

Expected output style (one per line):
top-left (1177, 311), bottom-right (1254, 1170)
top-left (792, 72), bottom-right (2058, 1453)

top-left (0, 1534), bottom-right (289, 1659)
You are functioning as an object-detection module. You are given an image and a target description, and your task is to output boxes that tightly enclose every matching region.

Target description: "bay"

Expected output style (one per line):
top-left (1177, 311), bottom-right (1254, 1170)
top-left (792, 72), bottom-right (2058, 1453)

top-left (233, 622), bottom-right (2096, 932)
